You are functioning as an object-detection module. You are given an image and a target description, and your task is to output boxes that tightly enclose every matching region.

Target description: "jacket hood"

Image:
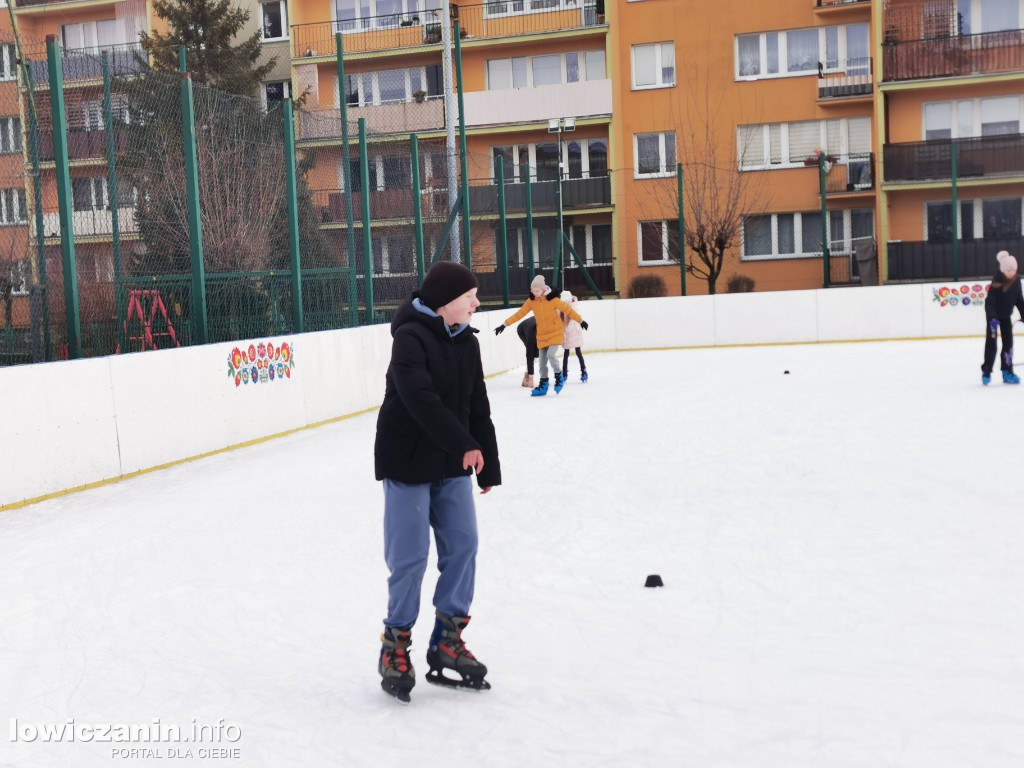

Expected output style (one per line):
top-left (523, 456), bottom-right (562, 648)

top-left (391, 292), bottom-right (479, 340)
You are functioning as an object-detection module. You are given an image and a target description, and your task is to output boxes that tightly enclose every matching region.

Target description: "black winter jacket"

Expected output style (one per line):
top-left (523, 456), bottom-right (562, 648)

top-left (984, 271), bottom-right (1024, 321)
top-left (374, 293), bottom-right (501, 488)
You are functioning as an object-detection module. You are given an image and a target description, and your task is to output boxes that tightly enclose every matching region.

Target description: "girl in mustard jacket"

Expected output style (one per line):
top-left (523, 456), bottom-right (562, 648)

top-left (495, 274), bottom-right (587, 396)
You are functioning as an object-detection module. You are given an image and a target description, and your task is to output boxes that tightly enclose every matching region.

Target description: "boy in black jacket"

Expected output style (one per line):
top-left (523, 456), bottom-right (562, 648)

top-left (982, 251), bottom-right (1024, 385)
top-left (374, 261), bottom-right (500, 702)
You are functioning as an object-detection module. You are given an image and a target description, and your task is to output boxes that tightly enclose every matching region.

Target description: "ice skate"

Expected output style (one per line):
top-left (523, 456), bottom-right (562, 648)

top-left (426, 612), bottom-right (490, 692)
top-left (580, 370), bottom-right (588, 383)
top-left (531, 378), bottom-right (549, 397)
top-left (1003, 371), bottom-right (1020, 384)
top-left (982, 373), bottom-right (991, 385)
top-left (553, 371), bottom-right (565, 394)
top-left (379, 626), bottom-right (415, 703)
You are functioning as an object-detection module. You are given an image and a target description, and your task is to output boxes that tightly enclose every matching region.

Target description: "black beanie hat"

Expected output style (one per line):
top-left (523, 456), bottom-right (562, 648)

top-left (418, 261), bottom-right (478, 311)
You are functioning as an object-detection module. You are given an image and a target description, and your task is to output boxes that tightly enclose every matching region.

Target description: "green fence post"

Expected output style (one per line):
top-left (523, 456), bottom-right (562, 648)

top-left (102, 52), bottom-right (125, 352)
top-left (46, 35), bottom-right (81, 359)
top-left (677, 162), bottom-right (686, 297)
top-left (337, 33), bottom-right (359, 327)
top-left (819, 153), bottom-right (830, 289)
top-left (23, 62), bottom-right (50, 360)
top-left (951, 142), bottom-right (960, 282)
top-left (179, 48), bottom-right (208, 343)
top-left (525, 166), bottom-right (535, 280)
top-left (411, 133), bottom-right (426, 284)
top-left (496, 163), bottom-right (509, 308)
top-left (454, 22), bottom-right (471, 267)
top-left (358, 118), bottom-right (374, 322)
top-left (282, 98), bottom-right (304, 333)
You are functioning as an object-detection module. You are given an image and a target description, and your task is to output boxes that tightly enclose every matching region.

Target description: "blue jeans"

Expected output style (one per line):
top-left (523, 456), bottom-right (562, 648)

top-left (383, 476), bottom-right (478, 632)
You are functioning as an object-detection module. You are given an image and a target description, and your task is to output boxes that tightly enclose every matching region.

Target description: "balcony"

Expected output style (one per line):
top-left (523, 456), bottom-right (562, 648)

top-left (463, 79), bottom-right (611, 127)
top-left (467, 175), bottom-right (612, 214)
top-left (35, 208), bottom-right (138, 241)
top-left (297, 99), bottom-right (446, 142)
top-left (824, 153), bottom-right (874, 194)
top-left (27, 44), bottom-right (146, 87)
top-left (291, 1), bottom-right (603, 60)
top-left (36, 128), bottom-right (128, 162)
top-left (815, 0), bottom-right (870, 8)
top-left (888, 238), bottom-right (1024, 281)
top-left (817, 58), bottom-right (873, 100)
top-left (882, 29), bottom-right (1024, 82)
top-left (315, 188), bottom-right (425, 223)
top-left (883, 134), bottom-right (1024, 183)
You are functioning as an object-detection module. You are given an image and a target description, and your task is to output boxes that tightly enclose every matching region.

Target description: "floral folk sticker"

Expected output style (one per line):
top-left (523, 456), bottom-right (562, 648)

top-left (932, 284), bottom-right (989, 308)
top-left (228, 341), bottom-right (294, 387)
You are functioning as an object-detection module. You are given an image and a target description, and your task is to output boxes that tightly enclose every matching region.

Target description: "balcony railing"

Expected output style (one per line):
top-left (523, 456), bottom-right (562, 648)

top-left (35, 208), bottom-right (138, 240)
top-left (825, 153), bottom-right (874, 194)
top-left (883, 133), bottom-right (1024, 183)
top-left (817, 57), bottom-right (872, 99)
top-left (291, 1), bottom-right (603, 59)
top-left (882, 29), bottom-right (1024, 82)
top-left (888, 238), bottom-right (1024, 281)
top-left (468, 175), bottom-right (611, 214)
top-left (297, 99), bottom-right (446, 142)
top-left (37, 128), bottom-right (129, 162)
top-left (816, 0), bottom-right (870, 7)
top-left (27, 44), bottom-right (146, 86)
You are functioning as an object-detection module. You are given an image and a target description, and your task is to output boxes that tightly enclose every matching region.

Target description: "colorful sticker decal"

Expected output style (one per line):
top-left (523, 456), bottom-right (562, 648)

top-left (228, 340), bottom-right (295, 386)
top-left (933, 284), bottom-right (989, 308)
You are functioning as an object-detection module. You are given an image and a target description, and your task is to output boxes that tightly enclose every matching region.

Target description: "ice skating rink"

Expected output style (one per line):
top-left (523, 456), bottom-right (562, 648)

top-left (2, 337), bottom-right (1022, 768)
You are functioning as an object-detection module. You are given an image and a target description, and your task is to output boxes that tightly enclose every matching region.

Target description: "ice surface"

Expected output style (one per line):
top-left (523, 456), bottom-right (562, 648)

top-left (2, 338), bottom-right (1022, 767)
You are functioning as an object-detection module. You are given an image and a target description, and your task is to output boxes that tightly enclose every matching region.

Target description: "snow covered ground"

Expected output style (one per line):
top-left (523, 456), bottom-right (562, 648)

top-left (2, 337), bottom-right (1022, 768)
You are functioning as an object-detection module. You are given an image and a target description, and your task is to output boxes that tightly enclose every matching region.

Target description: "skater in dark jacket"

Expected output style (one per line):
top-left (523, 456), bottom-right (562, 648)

top-left (516, 316), bottom-right (538, 389)
top-left (982, 250), bottom-right (1024, 385)
top-left (374, 261), bottom-right (499, 702)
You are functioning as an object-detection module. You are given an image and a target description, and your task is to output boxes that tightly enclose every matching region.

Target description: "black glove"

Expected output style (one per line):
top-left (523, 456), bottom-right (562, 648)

top-left (580, 321), bottom-right (589, 331)
top-left (494, 325), bottom-right (505, 335)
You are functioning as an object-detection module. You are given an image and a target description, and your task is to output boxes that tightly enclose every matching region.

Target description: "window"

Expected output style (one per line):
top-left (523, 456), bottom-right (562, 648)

top-left (632, 42), bottom-right (675, 89)
top-left (484, 0), bottom-right (581, 17)
top-left (924, 95), bottom-right (1023, 139)
top-left (977, 0), bottom-right (1020, 32)
top-left (735, 24), bottom-right (868, 80)
top-left (0, 44), bottom-right (16, 82)
top-left (373, 232), bottom-right (415, 275)
top-left (264, 81), bottom-right (291, 110)
top-left (490, 139), bottom-right (609, 182)
top-left (983, 198), bottom-right (1022, 238)
top-left (926, 198), bottom-right (1024, 240)
top-left (0, 117), bottom-right (21, 154)
top-left (499, 222), bottom-right (611, 269)
top-left (742, 209), bottom-right (873, 259)
top-left (634, 131), bottom-right (676, 177)
top-left (638, 220), bottom-right (680, 264)
top-left (9, 259), bottom-right (30, 296)
top-left (73, 178), bottom-right (107, 212)
top-left (0, 188), bottom-right (27, 225)
top-left (927, 200), bottom-right (975, 241)
top-left (486, 50), bottom-right (605, 90)
top-left (739, 117), bottom-right (871, 169)
top-left (262, 0), bottom-right (288, 40)
top-left (341, 65), bottom-right (440, 106)
top-left (334, 0), bottom-right (425, 30)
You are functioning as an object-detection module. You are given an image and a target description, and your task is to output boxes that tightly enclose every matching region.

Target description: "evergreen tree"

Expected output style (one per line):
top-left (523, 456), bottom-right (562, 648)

top-left (140, 0), bottom-right (275, 96)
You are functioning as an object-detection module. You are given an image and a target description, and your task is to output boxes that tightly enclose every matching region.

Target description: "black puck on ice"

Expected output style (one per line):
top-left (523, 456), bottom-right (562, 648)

top-left (644, 574), bottom-right (664, 588)
top-left (784, 370), bottom-right (790, 374)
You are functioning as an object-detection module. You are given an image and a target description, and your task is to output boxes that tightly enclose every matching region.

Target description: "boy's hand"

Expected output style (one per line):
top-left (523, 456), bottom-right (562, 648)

top-left (494, 325), bottom-right (505, 335)
top-left (463, 450), bottom-right (484, 474)
top-left (580, 320), bottom-right (589, 331)
top-left (480, 487), bottom-right (493, 495)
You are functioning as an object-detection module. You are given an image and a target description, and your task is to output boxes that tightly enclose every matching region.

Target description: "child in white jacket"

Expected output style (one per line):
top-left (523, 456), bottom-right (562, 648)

top-left (559, 291), bottom-right (588, 382)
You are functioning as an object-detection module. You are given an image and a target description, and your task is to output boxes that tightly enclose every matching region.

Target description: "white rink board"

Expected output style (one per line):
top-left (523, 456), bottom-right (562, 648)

top-left (0, 282), bottom-right (989, 507)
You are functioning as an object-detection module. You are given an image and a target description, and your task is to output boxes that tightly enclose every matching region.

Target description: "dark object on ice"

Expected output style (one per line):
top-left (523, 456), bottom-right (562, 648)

top-left (784, 370), bottom-right (790, 374)
top-left (644, 574), bottom-right (664, 588)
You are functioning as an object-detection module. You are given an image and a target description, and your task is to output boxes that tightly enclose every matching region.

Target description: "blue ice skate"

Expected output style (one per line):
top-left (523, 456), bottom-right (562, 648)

top-left (580, 370), bottom-right (588, 383)
top-left (553, 372), bottom-right (565, 394)
top-left (982, 373), bottom-right (991, 386)
top-left (1003, 371), bottom-right (1020, 384)
top-left (531, 378), bottom-right (549, 397)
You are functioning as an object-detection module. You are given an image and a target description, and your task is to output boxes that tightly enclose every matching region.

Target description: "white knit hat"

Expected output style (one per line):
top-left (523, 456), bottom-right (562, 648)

top-left (997, 250), bottom-right (1018, 277)
top-left (531, 274), bottom-right (546, 290)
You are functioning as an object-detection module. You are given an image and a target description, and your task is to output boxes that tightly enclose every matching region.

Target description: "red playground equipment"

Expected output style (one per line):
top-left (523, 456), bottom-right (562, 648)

top-left (117, 289), bottom-right (181, 353)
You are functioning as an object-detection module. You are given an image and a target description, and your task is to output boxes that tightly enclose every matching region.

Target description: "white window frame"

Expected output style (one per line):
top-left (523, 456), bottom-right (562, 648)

top-left (336, 66), bottom-right (430, 107)
top-left (0, 116), bottom-right (21, 154)
top-left (489, 139), bottom-right (608, 181)
top-left (485, 49), bottom-right (605, 90)
top-left (631, 42), bottom-right (675, 90)
top-left (9, 258), bottom-right (30, 296)
top-left (503, 222), bottom-right (610, 269)
top-left (922, 94), bottom-right (1024, 139)
top-left (734, 23), bottom-right (869, 81)
top-left (740, 209), bottom-right (873, 261)
top-left (0, 44), bottom-right (17, 82)
top-left (958, 0), bottom-right (1024, 34)
top-left (636, 220), bottom-right (679, 266)
top-left (332, 1), bottom-right (445, 33)
top-left (483, 0), bottom-right (581, 19)
top-left (261, 0), bottom-right (290, 41)
top-left (633, 131), bottom-right (676, 178)
top-left (0, 187), bottom-right (27, 225)
top-left (923, 196), bottom-right (1024, 240)
top-left (262, 80), bottom-right (291, 111)
top-left (72, 177), bottom-right (109, 212)
top-left (738, 116), bottom-right (871, 170)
